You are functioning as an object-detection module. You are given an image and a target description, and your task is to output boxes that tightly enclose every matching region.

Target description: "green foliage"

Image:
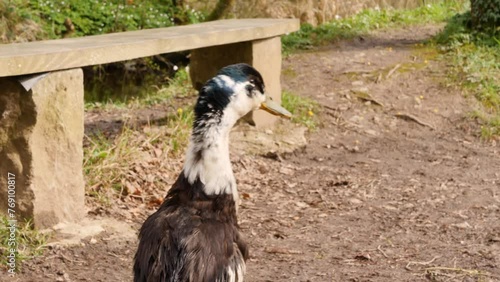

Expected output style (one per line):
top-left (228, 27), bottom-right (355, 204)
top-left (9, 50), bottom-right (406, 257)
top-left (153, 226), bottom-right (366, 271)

top-left (33, 0), bottom-right (204, 38)
top-left (434, 8), bottom-right (500, 138)
top-left (281, 91), bottom-right (320, 130)
top-left (0, 215), bottom-right (48, 271)
top-left (481, 116), bottom-right (500, 138)
top-left (2, 0), bottom-right (205, 40)
top-left (282, 1), bottom-right (467, 52)
top-left (0, 0), bottom-right (45, 42)
top-left (470, 0), bottom-right (500, 31)
top-left (471, 111), bottom-right (500, 138)
top-left (0, 0), bottom-right (24, 37)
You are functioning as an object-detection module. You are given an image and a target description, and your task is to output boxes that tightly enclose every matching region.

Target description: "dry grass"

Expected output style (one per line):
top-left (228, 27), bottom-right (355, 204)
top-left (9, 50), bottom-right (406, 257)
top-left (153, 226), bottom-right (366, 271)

top-left (425, 266), bottom-right (498, 281)
top-left (83, 68), bottom-right (196, 205)
top-left (83, 69), bottom-right (195, 206)
top-left (84, 108), bottom-right (193, 205)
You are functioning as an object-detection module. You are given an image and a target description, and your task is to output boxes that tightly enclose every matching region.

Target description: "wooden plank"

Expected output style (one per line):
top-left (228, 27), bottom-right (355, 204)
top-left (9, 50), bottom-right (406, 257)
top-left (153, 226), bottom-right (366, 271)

top-left (0, 19), bottom-right (299, 77)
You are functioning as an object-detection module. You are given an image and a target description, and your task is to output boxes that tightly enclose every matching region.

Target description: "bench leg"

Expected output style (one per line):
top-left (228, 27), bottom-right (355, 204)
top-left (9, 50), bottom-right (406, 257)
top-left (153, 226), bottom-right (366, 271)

top-left (0, 69), bottom-right (85, 228)
top-left (190, 36), bottom-right (282, 127)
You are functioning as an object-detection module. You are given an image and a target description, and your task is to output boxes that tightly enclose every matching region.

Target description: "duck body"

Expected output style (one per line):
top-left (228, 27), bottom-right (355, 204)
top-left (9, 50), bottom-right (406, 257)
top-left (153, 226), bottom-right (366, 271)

top-left (133, 173), bottom-right (248, 282)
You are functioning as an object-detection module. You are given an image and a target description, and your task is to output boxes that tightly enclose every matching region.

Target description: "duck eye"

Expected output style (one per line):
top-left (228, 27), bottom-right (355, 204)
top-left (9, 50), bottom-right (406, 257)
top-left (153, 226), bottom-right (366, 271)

top-left (245, 84), bottom-right (255, 93)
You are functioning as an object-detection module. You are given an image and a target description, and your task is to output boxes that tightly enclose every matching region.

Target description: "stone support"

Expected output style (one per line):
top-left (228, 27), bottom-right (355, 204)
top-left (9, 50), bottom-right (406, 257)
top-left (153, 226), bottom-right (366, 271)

top-left (0, 69), bottom-right (85, 228)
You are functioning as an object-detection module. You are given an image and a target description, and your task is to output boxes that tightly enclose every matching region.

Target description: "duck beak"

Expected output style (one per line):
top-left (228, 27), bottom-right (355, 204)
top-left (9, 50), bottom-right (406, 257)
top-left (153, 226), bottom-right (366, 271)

top-left (260, 96), bottom-right (292, 119)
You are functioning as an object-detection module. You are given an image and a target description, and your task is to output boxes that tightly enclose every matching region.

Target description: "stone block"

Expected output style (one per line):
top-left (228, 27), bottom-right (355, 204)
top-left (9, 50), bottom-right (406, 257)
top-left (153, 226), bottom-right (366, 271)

top-left (250, 37), bottom-right (282, 127)
top-left (0, 69), bottom-right (85, 228)
top-left (190, 36), bottom-right (282, 127)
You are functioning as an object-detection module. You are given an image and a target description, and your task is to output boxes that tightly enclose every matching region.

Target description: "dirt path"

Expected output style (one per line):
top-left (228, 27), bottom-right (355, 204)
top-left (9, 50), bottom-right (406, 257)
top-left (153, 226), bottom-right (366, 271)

top-left (244, 24), bottom-right (500, 281)
top-left (13, 24), bottom-right (500, 282)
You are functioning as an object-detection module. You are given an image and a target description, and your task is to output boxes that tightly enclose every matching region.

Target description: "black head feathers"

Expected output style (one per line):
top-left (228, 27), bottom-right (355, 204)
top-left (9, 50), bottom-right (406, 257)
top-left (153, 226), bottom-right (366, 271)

top-left (217, 63), bottom-right (265, 93)
top-left (193, 63), bottom-right (265, 124)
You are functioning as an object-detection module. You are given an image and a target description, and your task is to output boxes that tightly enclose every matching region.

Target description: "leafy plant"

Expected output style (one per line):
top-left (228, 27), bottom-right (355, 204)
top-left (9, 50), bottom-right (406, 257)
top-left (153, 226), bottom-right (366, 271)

top-left (2, 0), bottom-right (206, 41)
top-left (434, 6), bottom-right (500, 138)
top-left (31, 0), bottom-right (187, 37)
top-left (470, 0), bottom-right (500, 31)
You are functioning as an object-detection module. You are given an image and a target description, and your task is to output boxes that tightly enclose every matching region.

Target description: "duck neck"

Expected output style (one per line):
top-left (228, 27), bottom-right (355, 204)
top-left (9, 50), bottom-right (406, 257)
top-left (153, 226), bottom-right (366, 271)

top-left (183, 116), bottom-right (237, 202)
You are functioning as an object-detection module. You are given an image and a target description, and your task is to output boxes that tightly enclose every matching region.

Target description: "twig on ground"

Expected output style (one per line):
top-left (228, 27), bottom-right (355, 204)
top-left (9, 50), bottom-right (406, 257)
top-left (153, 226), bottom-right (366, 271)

top-left (377, 245), bottom-right (389, 258)
top-left (405, 256), bottom-right (439, 271)
top-left (60, 254), bottom-right (85, 264)
top-left (352, 91), bottom-right (385, 107)
top-left (264, 247), bottom-right (303, 255)
top-left (425, 266), bottom-right (497, 278)
top-left (394, 113), bottom-right (435, 130)
top-left (386, 64), bottom-right (401, 79)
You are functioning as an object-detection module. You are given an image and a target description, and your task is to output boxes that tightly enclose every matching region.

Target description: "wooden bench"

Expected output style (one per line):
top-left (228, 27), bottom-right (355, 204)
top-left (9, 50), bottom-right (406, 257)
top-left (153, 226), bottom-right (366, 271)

top-left (0, 19), bottom-right (299, 228)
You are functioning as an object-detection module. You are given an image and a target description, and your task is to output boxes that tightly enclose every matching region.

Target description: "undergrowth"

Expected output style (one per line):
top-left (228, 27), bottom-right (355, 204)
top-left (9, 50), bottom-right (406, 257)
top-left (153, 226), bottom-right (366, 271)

top-left (0, 215), bottom-right (48, 271)
top-left (0, 0), bottom-right (44, 42)
top-left (282, 1), bottom-right (467, 53)
top-left (84, 108), bottom-right (193, 204)
top-left (85, 67), bottom-right (194, 109)
top-left (434, 8), bottom-right (500, 138)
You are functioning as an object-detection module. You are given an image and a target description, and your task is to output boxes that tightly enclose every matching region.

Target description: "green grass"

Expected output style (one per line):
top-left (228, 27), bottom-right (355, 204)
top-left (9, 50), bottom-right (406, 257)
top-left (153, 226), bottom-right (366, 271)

top-left (433, 10), bottom-right (500, 138)
top-left (282, 1), bottom-right (467, 53)
top-left (0, 215), bottom-right (48, 272)
top-left (470, 111), bottom-right (500, 139)
top-left (85, 67), bottom-right (195, 110)
top-left (281, 90), bottom-right (320, 130)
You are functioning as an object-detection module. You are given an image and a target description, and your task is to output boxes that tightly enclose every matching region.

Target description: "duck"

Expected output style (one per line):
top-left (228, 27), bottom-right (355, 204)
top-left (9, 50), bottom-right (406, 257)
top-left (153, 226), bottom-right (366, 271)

top-left (133, 63), bottom-right (291, 282)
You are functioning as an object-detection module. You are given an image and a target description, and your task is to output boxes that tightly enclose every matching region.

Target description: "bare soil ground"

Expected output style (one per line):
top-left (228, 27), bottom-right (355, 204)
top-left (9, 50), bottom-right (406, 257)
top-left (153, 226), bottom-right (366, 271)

top-left (10, 24), bottom-right (500, 282)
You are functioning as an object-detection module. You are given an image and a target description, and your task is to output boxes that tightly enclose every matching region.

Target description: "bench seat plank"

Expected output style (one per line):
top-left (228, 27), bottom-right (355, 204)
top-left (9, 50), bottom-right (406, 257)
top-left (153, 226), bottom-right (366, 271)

top-left (0, 19), bottom-right (299, 77)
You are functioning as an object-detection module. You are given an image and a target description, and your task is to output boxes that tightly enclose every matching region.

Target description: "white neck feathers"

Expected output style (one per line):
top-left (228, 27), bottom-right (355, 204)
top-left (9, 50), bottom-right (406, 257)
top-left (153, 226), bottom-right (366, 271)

top-left (182, 114), bottom-right (238, 202)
